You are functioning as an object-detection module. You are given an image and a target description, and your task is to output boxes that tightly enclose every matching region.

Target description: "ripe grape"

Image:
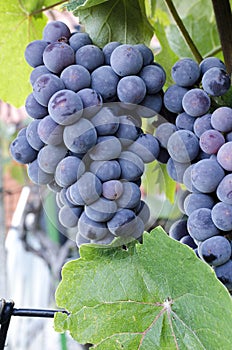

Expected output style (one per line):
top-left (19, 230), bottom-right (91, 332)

top-left (110, 44), bottom-right (143, 76)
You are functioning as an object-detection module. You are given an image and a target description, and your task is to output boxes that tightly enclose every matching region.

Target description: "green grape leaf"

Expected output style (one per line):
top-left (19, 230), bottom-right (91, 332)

top-left (66, 0), bottom-right (110, 11)
top-left (55, 227), bottom-right (232, 349)
top-left (0, 0), bottom-right (63, 107)
top-left (71, 0), bottom-right (154, 47)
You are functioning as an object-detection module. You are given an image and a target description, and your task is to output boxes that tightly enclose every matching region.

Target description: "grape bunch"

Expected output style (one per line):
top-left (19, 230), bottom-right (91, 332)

top-left (156, 56), bottom-right (232, 290)
top-left (10, 20), bottom-right (165, 246)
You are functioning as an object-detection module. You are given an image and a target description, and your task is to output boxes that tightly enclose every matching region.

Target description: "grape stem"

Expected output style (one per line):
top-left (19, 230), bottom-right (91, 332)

top-left (163, 0), bottom-right (203, 63)
top-left (211, 0), bottom-right (232, 74)
top-left (31, 0), bottom-right (67, 16)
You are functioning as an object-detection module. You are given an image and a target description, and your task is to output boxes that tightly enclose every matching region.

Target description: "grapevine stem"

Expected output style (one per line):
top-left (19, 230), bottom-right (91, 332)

top-left (211, 0), bottom-right (232, 74)
top-left (163, 0), bottom-right (203, 63)
top-left (31, 0), bottom-right (68, 16)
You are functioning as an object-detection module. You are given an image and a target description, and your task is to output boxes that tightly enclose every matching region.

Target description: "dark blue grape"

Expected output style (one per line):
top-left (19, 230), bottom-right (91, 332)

top-left (48, 89), bottom-right (83, 125)
top-left (75, 44), bottom-right (105, 72)
top-left (69, 32), bottom-right (92, 51)
top-left (110, 44), bottom-right (143, 76)
top-left (166, 158), bottom-right (189, 183)
top-left (182, 88), bottom-right (211, 117)
top-left (139, 93), bottom-right (163, 117)
top-left (117, 76), bottom-right (146, 104)
top-left (171, 58), bottom-right (200, 87)
top-left (25, 93), bottom-right (48, 119)
top-left (70, 172), bottom-right (102, 206)
top-left (216, 174), bottom-right (232, 204)
top-left (42, 20), bottom-right (71, 42)
top-left (90, 160), bottom-right (121, 182)
top-left (202, 67), bottom-right (231, 96)
top-left (175, 112), bottom-right (195, 131)
top-left (24, 40), bottom-right (48, 68)
top-left (115, 115), bottom-right (142, 147)
top-left (184, 193), bottom-right (215, 216)
top-left (107, 208), bottom-right (143, 237)
top-left (27, 159), bottom-right (53, 185)
top-left (139, 64), bottom-right (166, 94)
top-left (55, 156), bottom-right (85, 188)
top-left (199, 129), bottom-right (225, 154)
top-left (180, 235), bottom-right (197, 249)
top-left (199, 236), bottom-right (231, 266)
top-left (136, 200), bottom-right (150, 228)
top-left (30, 65), bottom-right (51, 86)
top-left (78, 212), bottom-right (109, 240)
top-left (119, 151), bottom-right (144, 181)
top-left (211, 107), bottom-right (232, 132)
top-left (214, 260), bottom-right (232, 291)
top-left (102, 180), bottom-right (123, 200)
top-left (163, 85), bottom-right (188, 113)
top-left (191, 158), bottom-right (225, 193)
top-left (193, 113), bottom-right (212, 137)
top-left (211, 202), bottom-right (232, 231)
top-left (63, 118), bottom-right (97, 154)
top-left (183, 165), bottom-right (200, 193)
top-left (90, 107), bottom-right (119, 135)
top-left (33, 73), bottom-right (65, 106)
top-left (10, 136), bottom-right (37, 164)
top-left (155, 123), bottom-right (177, 149)
top-left (187, 208), bottom-right (219, 241)
top-left (217, 142), bottom-right (232, 171)
top-left (116, 181), bottom-right (141, 209)
top-left (127, 133), bottom-right (160, 163)
top-left (91, 66), bottom-right (120, 101)
top-left (60, 64), bottom-right (91, 92)
top-left (77, 88), bottom-right (103, 117)
top-left (169, 219), bottom-right (188, 240)
top-left (199, 57), bottom-right (226, 75)
top-left (102, 42), bottom-right (121, 65)
top-left (37, 115), bottom-right (64, 145)
top-left (167, 130), bottom-right (199, 163)
top-left (89, 136), bottom-right (122, 161)
top-left (26, 119), bottom-right (44, 151)
top-left (38, 144), bottom-right (67, 174)
top-left (85, 197), bottom-right (117, 222)
top-left (134, 44), bottom-right (154, 65)
top-left (59, 205), bottom-right (83, 228)
top-left (43, 42), bottom-right (75, 74)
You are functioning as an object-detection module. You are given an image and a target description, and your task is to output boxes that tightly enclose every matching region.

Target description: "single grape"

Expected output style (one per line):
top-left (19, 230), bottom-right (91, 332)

top-left (102, 42), bottom-right (121, 65)
top-left (69, 32), bottom-right (92, 51)
top-left (107, 208), bottom-right (143, 237)
top-left (199, 57), bottom-right (226, 75)
top-left (187, 208), bottom-right (219, 241)
top-left (199, 236), bottom-right (231, 267)
top-left (175, 112), bottom-right (195, 131)
top-left (163, 85), bottom-right (188, 113)
top-left (183, 165), bottom-right (200, 193)
top-left (110, 44), bottom-right (143, 76)
top-left (169, 219), bottom-right (188, 241)
top-left (26, 119), bottom-right (44, 151)
top-left (48, 89), bottom-right (83, 125)
top-left (91, 65), bottom-right (120, 101)
top-left (217, 142), bottom-right (232, 171)
top-left (127, 133), bottom-right (160, 163)
top-left (182, 88), bottom-right (211, 117)
top-left (139, 93), bottom-right (163, 117)
top-left (216, 174), bottom-right (232, 204)
top-left (37, 144), bottom-right (67, 174)
top-left (60, 64), bottom-right (91, 92)
top-left (59, 205), bottom-right (83, 228)
top-left (167, 130), bottom-right (199, 163)
top-left (180, 235), bottom-right (197, 249)
top-left (37, 115), bottom-right (64, 145)
top-left (117, 76), bottom-right (146, 104)
top-left (63, 118), bottom-right (97, 154)
top-left (24, 40), bottom-right (49, 68)
top-left (10, 136), bottom-right (37, 164)
top-left (211, 107), bottom-right (232, 132)
top-left (43, 42), bottom-right (75, 74)
top-left (139, 64), bottom-right (166, 94)
top-left (69, 172), bottom-right (102, 206)
top-left (55, 156), bottom-right (85, 188)
top-left (89, 136), bottom-right (122, 161)
top-left (134, 44), bottom-right (154, 65)
top-left (199, 129), bottom-right (225, 154)
top-left (193, 113), bottom-right (212, 137)
top-left (135, 200), bottom-right (150, 228)
top-left (116, 181), bottom-right (141, 209)
top-left (75, 44), bottom-right (105, 72)
top-left (211, 202), bottom-right (232, 231)
top-left (33, 73), bottom-right (65, 106)
top-left (166, 158), bottom-right (189, 183)
top-left (191, 158), bottom-right (225, 193)
top-left (85, 197), bottom-right (117, 222)
top-left (183, 193), bottom-right (215, 216)
top-left (202, 67), bottom-right (231, 96)
top-left (90, 107), bottom-right (119, 135)
top-left (155, 123), bottom-right (177, 149)
top-left (115, 115), bottom-right (142, 147)
top-left (30, 65), bottom-right (51, 86)
top-left (102, 180), bottom-right (123, 200)
top-left (118, 151), bottom-right (144, 181)
top-left (77, 88), bottom-right (103, 117)
top-left (78, 212), bottom-right (109, 240)
top-left (25, 93), bottom-right (48, 119)
top-left (214, 259), bottom-right (232, 291)
top-left (90, 160), bottom-right (121, 182)
top-left (76, 232), bottom-right (90, 247)
top-left (171, 58), bottom-right (200, 87)
top-left (42, 20), bottom-right (71, 42)
top-left (27, 159), bottom-right (53, 185)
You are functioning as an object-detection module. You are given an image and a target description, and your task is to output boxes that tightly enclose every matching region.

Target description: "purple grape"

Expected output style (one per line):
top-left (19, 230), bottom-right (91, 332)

top-left (69, 32), bottom-right (92, 51)
top-left (163, 85), bottom-right (188, 113)
top-left (211, 107), bottom-right (232, 132)
top-left (117, 76), bottom-right (146, 104)
top-left (199, 129), bottom-right (225, 154)
top-left (37, 115), bottom-right (64, 145)
top-left (187, 208), bottom-right (219, 241)
top-left (60, 64), bottom-right (91, 92)
top-left (110, 44), bottom-right (143, 76)
top-left (43, 42), bottom-right (75, 74)
top-left (216, 174), bottom-right (232, 204)
top-left (198, 236), bottom-right (231, 266)
top-left (171, 58), bottom-right (200, 87)
top-left (167, 130), bottom-right (199, 163)
top-left (193, 113), bottom-right (212, 137)
top-left (33, 73), bottom-right (65, 106)
top-left (202, 67), bottom-right (230, 96)
top-left (139, 64), bottom-right (166, 94)
top-left (24, 40), bottom-right (48, 68)
top-left (182, 88), bottom-right (211, 117)
top-left (75, 44), bottom-right (105, 72)
top-left (42, 21), bottom-right (71, 42)
top-left (217, 142), bottom-right (232, 171)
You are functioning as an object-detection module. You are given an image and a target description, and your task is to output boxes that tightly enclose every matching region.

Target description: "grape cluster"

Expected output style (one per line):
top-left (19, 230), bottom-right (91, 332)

top-left (10, 20), bottom-right (165, 246)
top-left (156, 57), bottom-right (232, 290)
